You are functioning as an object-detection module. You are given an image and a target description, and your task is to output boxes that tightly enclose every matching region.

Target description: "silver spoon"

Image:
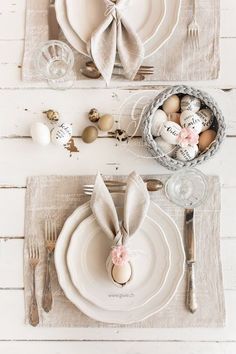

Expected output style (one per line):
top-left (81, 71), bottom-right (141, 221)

top-left (80, 67), bottom-right (146, 81)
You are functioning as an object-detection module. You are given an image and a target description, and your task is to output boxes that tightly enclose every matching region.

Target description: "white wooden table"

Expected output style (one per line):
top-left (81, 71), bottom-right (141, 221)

top-left (0, 1), bottom-right (236, 353)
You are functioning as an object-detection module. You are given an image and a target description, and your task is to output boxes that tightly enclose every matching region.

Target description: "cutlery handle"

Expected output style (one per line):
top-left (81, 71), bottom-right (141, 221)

top-left (29, 269), bottom-right (39, 327)
top-left (186, 263), bottom-right (197, 313)
top-left (42, 252), bottom-right (53, 312)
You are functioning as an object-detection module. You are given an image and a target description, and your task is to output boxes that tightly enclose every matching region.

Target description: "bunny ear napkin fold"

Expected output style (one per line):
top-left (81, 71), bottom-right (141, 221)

top-left (90, 172), bottom-right (150, 287)
top-left (87, 0), bottom-right (144, 84)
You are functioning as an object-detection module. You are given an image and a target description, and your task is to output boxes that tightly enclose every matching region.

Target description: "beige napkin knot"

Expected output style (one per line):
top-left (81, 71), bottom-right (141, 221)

top-left (90, 171), bottom-right (150, 286)
top-left (87, 0), bottom-right (144, 85)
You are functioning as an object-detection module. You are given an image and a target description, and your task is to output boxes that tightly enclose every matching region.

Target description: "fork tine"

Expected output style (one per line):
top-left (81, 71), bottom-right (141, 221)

top-left (53, 222), bottom-right (57, 241)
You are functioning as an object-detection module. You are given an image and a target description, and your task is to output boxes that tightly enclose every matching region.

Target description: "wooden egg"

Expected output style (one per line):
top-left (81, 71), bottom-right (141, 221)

top-left (160, 121), bottom-right (182, 145)
top-left (82, 126), bottom-right (98, 143)
top-left (168, 112), bottom-right (181, 125)
top-left (162, 95), bottom-right (180, 114)
top-left (30, 122), bottom-right (51, 146)
top-left (197, 108), bottom-right (214, 132)
top-left (176, 144), bottom-right (199, 161)
top-left (112, 263), bottom-right (132, 285)
top-left (180, 110), bottom-right (203, 134)
top-left (181, 95), bottom-right (201, 113)
top-left (98, 114), bottom-right (114, 131)
top-left (155, 137), bottom-right (177, 157)
top-left (199, 129), bottom-right (217, 152)
top-left (51, 123), bottom-right (72, 146)
top-left (151, 109), bottom-right (167, 137)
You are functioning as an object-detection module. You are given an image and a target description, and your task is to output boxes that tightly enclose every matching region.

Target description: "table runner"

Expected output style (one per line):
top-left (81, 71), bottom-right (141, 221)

top-left (24, 175), bottom-right (225, 327)
top-left (22, 0), bottom-right (220, 82)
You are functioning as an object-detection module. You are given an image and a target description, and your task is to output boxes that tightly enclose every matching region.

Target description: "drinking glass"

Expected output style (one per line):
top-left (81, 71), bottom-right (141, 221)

top-left (165, 168), bottom-right (207, 208)
top-left (34, 40), bottom-right (75, 90)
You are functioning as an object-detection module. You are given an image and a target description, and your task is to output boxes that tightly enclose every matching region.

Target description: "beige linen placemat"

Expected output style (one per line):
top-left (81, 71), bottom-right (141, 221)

top-left (24, 175), bottom-right (225, 327)
top-left (22, 0), bottom-right (220, 82)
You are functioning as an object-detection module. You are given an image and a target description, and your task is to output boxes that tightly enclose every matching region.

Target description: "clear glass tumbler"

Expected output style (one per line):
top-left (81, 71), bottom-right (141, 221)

top-left (34, 40), bottom-right (75, 90)
top-left (165, 168), bottom-right (208, 208)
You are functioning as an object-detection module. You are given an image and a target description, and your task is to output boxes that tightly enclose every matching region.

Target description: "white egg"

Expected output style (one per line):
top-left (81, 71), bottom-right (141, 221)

top-left (176, 145), bottom-right (199, 161)
top-left (151, 109), bottom-right (167, 137)
top-left (162, 95), bottom-right (180, 114)
top-left (51, 122), bottom-right (72, 146)
top-left (112, 263), bottom-right (132, 285)
top-left (181, 95), bottom-right (201, 113)
top-left (160, 121), bottom-right (182, 145)
top-left (180, 110), bottom-right (203, 134)
top-left (197, 108), bottom-right (214, 132)
top-left (30, 122), bottom-right (51, 146)
top-left (155, 137), bottom-right (177, 157)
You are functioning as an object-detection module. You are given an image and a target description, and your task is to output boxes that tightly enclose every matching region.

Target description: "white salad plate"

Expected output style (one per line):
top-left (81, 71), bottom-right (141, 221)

top-left (55, 0), bottom-right (181, 59)
top-left (54, 196), bottom-right (185, 324)
top-left (65, 0), bottom-right (166, 45)
top-left (67, 213), bottom-right (171, 311)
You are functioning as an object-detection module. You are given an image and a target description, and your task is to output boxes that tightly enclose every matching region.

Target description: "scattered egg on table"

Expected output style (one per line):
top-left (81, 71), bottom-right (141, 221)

top-left (82, 126), bottom-right (98, 143)
top-left (180, 110), bottom-right (203, 134)
top-left (88, 108), bottom-right (100, 123)
top-left (30, 122), bottom-right (51, 146)
top-left (162, 95), bottom-right (180, 114)
top-left (151, 109), bottom-right (167, 137)
top-left (176, 144), bottom-right (199, 161)
top-left (155, 137), bottom-right (177, 157)
top-left (112, 263), bottom-right (132, 285)
top-left (181, 95), bottom-right (201, 113)
top-left (51, 122), bottom-right (72, 145)
top-left (168, 112), bottom-right (181, 125)
top-left (160, 121), bottom-right (182, 145)
top-left (197, 108), bottom-right (214, 132)
top-left (199, 129), bottom-right (217, 152)
top-left (98, 114), bottom-right (114, 131)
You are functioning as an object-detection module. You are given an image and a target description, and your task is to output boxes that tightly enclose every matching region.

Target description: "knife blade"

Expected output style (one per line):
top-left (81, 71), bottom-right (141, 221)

top-left (48, 0), bottom-right (60, 40)
top-left (185, 208), bottom-right (197, 313)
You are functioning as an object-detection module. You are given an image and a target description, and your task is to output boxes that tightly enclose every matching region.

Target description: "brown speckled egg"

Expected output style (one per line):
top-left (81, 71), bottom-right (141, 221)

top-left (199, 129), bottom-right (217, 152)
top-left (82, 126), bottom-right (98, 143)
top-left (98, 114), bottom-right (114, 131)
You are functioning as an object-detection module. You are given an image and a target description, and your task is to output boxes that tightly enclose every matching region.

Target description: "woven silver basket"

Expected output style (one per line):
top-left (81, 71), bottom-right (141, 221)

top-left (142, 85), bottom-right (226, 171)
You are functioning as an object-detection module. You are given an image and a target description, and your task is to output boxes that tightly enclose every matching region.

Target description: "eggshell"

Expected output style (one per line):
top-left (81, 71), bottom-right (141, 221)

top-left (51, 123), bottom-right (72, 145)
top-left (155, 137), bottom-right (177, 157)
top-left (82, 126), bottom-right (98, 143)
top-left (176, 145), bottom-right (199, 161)
top-left (30, 122), bottom-right (51, 146)
top-left (168, 112), bottom-right (181, 125)
top-left (162, 95), bottom-right (180, 114)
top-left (112, 263), bottom-right (132, 285)
top-left (98, 114), bottom-right (114, 131)
top-left (197, 108), bottom-right (214, 132)
top-left (151, 109), bottom-right (167, 137)
top-left (181, 95), bottom-right (201, 113)
top-left (199, 129), bottom-right (217, 152)
top-left (160, 121), bottom-right (182, 145)
top-left (180, 110), bottom-right (203, 134)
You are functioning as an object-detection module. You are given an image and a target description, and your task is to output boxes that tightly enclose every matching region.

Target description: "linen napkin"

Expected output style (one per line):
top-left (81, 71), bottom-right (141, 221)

top-left (90, 171), bottom-right (150, 285)
top-left (87, 0), bottom-right (144, 84)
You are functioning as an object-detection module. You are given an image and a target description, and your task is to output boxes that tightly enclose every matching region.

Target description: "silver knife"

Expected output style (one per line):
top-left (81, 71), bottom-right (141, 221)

top-left (185, 208), bottom-right (197, 313)
top-left (48, 0), bottom-right (60, 40)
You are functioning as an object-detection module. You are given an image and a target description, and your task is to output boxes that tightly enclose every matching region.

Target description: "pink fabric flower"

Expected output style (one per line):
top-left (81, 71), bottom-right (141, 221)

top-left (177, 127), bottom-right (199, 147)
top-left (111, 245), bottom-right (129, 266)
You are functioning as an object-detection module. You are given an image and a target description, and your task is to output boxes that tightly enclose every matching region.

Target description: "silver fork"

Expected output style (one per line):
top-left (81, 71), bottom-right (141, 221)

top-left (187, 0), bottom-right (199, 50)
top-left (28, 241), bottom-right (40, 327)
top-left (42, 218), bottom-right (57, 312)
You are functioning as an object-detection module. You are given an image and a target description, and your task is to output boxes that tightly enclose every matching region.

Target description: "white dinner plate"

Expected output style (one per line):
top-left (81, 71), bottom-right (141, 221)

top-left (65, 0), bottom-right (166, 45)
top-left (55, 0), bottom-right (181, 59)
top-left (67, 213), bottom-right (171, 311)
top-left (54, 197), bottom-right (185, 324)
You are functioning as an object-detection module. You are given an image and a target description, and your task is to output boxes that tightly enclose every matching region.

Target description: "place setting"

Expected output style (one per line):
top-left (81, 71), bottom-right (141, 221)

top-left (22, 0), bottom-right (220, 85)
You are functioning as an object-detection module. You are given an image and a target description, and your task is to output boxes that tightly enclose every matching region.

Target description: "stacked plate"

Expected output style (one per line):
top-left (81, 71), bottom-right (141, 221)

top-left (54, 194), bottom-right (185, 324)
top-left (55, 0), bottom-right (182, 59)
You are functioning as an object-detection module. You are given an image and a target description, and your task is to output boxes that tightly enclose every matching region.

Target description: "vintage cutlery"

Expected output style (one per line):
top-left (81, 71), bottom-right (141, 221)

top-left (86, 61), bottom-right (154, 72)
top-left (48, 0), bottom-right (60, 40)
top-left (42, 218), bottom-right (57, 312)
top-left (83, 178), bottom-right (163, 195)
top-left (28, 241), bottom-right (40, 327)
top-left (185, 208), bottom-right (197, 313)
top-left (187, 0), bottom-right (199, 49)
